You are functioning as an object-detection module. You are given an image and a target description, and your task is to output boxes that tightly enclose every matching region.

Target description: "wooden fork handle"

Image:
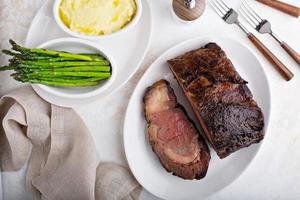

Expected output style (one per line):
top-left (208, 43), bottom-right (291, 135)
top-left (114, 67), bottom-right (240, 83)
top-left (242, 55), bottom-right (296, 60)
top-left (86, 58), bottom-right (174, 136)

top-left (281, 42), bottom-right (300, 65)
top-left (248, 33), bottom-right (294, 81)
top-left (256, 0), bottom-right (300, 17)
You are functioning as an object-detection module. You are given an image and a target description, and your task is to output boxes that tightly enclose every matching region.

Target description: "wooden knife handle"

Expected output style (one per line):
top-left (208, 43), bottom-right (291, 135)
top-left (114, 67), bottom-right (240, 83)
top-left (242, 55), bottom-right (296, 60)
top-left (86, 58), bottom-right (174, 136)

top-left (256, 0), bottom-right (300, 17)
top-left (248, 33), bottom-right (294, 81)
top-left (281, 42), bottom-right (300, 65)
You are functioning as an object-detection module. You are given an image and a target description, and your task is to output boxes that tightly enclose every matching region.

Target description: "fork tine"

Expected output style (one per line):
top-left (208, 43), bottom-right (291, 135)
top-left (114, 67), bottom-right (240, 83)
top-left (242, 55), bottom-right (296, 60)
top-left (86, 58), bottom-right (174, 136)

top-left (208, 0), bottom-right (226, 17)
top-left (210, 0), bottom-right (227, 14)
top-left (241, 3), bottom-right (261, 25)
top-left (242, 1), bottom-right (262, 23)
top-left (244, 0), bottom-right (263, 21)
top-left (240, 5), bottom-right (259, 27)
top-left (213, 0), bottom-right (229, 13)
top-left (217, 0), bottom-right (230, 10)
top-left (240, 5), bottom-right (259, 28)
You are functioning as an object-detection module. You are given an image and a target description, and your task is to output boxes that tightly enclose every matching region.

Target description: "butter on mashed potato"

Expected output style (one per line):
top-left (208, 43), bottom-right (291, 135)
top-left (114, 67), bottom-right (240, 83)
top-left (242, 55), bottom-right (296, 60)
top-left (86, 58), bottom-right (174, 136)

top-left (59, 0), bottom-right (137, 35)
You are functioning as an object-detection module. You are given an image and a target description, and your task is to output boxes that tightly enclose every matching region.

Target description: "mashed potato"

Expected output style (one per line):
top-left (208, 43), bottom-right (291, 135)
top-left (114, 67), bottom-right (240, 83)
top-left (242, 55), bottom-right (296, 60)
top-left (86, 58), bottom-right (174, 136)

top-left (59, 0), bottom-right (137, 35)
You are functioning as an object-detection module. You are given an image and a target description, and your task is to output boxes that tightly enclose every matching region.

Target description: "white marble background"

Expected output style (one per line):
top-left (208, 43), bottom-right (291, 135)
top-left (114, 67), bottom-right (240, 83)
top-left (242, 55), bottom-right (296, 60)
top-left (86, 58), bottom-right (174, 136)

top-left (1, 0), bottom-right (300, 200)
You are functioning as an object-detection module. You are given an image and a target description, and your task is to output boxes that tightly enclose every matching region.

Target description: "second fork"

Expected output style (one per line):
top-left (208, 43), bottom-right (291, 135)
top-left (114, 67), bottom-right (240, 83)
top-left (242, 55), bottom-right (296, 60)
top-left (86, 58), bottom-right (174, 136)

top-left (240, 0), bottom-right (300, 66)
top-left (209, 0), bottom-right (294, 81)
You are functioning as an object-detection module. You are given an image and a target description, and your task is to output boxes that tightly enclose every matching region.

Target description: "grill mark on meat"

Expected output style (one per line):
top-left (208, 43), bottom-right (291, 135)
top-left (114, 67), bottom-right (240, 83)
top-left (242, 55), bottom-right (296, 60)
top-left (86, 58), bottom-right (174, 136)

top-left (143, 80), bottom-right (210, 180)
top-left (168, 43), bottom-right (265, 159)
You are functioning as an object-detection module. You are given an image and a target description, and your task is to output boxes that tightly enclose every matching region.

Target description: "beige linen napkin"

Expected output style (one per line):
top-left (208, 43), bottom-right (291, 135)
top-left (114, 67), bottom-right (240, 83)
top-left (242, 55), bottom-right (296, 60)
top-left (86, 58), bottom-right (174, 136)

top-left (0, 86), bottom-right (141, 200)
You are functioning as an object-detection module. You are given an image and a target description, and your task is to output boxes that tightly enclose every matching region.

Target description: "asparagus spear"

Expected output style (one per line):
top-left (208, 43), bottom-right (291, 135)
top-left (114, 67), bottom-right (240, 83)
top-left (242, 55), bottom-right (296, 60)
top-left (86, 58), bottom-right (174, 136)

top-left (13, 74), bottom-right (105, 83)
top-left (13, 73), bottom-right (101, 87)
top-left (29, 79), bottom-right (100, 87)
top-left (3, 50), bottom-right (106, 61)
top-left (4, 51), bottom-right (55, 61)
top-left (78, 53), bottom-right (105, 60)
top-left (3, 50), bottom-right (46, 59)
top-left (79, 53), bottom-right (104, 56)
top-left (24, 57), bottom-right (79, 62)
top-left (9, 39), bottom-right (103, 61)
top-left (36, 66), bottom-right (111, 72)
top-left (9, 57), bottom-right (81, 64)
top-left (25, 67), bottom-right (110, 72)
top-left (12, 73), bottom-right (84, 80)
top-left (2, 50), bottom-right (22, 57)
top-left (34, 77), bottom-right (106, 83)
top-left (22, 71), bottom-right (111, 78)
top-left (16, 60), bottom-right (110, 67)
top-left (3, 50), bottom-right (86, 62)
top-left (0, 66), bottom-right (14, 71)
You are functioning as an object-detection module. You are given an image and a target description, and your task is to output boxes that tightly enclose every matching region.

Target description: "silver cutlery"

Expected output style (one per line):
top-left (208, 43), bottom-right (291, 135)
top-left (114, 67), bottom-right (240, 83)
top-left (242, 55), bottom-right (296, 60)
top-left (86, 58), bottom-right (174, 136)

top-left (208, 0), bottom-right (293, 81)
top-left (240, 0), bottom-right (300, 66)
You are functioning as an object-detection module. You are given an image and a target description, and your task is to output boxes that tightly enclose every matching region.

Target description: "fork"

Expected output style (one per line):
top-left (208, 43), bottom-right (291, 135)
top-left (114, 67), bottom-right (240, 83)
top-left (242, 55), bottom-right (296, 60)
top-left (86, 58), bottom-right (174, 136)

top-left (208, 0), bottom-right (294, 81)
top-left (240, 0), bottom-right (300, 66)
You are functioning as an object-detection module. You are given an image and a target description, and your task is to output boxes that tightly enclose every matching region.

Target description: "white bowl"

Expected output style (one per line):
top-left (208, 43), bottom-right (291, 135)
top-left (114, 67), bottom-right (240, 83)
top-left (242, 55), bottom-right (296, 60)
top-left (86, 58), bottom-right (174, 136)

top-left (53, 0), bottom-right (143, 40)
top-left (33, 37), bottom-right (117, 99)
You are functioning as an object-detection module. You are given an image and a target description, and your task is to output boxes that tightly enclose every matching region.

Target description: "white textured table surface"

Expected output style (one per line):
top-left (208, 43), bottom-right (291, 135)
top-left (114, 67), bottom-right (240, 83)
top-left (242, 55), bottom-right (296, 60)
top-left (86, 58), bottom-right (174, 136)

top-left (1, 0), bottom-right (300, 200)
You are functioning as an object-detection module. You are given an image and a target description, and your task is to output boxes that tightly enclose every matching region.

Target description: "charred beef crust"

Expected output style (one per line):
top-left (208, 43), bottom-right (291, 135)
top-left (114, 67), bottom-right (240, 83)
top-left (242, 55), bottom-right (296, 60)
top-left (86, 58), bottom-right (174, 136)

top-left (143, 80), bottom-right (211, 180)
top-left (201, 104), bottom-right (264, 156)
top-left (167, 43), bottom-right (247, 88)
top-left (167, 43), bottom-right (265, 159)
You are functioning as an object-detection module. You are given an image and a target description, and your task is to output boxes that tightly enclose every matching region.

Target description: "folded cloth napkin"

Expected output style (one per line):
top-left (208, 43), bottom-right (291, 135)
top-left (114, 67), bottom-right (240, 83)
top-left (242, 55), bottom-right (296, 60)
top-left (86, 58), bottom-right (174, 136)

top-left (0, 86), bottom-right (141, 200)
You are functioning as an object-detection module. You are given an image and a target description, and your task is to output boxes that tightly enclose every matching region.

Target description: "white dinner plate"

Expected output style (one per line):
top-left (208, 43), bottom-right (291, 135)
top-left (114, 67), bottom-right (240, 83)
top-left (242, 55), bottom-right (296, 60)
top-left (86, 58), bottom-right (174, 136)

top-left (123, 36), bottom-right (271, 200)
top-left (25, 0), bottom-right (152, 107)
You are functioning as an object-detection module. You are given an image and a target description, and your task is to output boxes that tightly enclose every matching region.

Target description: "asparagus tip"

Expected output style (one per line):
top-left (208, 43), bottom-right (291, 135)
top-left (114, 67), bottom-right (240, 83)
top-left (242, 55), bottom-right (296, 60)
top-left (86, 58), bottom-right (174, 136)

top-left (2, 50), bottom-right (11, 55)
top-left (9, 39), bottom-right (24, 52)
top-left (9, 39), bottom-right (17, 46)
top-left (0, 66), bottom-right (10, 71)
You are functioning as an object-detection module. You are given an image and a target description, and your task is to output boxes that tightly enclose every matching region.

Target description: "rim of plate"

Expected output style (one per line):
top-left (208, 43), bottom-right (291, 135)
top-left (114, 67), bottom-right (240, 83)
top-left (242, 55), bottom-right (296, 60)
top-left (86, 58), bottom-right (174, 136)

top-left (53, 0), bottom-right (143, 40)
top-left (123, 36), bottom-right (271, 199)
top-left (34, 37), bottom-right (117, 99)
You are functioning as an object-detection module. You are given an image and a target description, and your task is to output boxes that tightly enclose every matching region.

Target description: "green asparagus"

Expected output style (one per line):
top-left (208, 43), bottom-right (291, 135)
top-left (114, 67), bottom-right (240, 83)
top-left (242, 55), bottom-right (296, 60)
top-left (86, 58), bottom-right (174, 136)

top-left (29, 80), bottom-right (100, 87)
top-left (0, 39), bottom-right (112, 87)
top-left (9, 40), bottom-right (101, 61)
top-left (18, 60), bottom-right (109, 67)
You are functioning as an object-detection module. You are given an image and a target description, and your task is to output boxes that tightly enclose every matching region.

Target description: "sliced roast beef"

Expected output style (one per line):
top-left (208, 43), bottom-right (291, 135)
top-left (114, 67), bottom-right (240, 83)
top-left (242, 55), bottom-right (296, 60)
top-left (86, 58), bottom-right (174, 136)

top-left (168, 43), bottom-right (265, 159)
top-left (143, 80), bottom-right (210, 180)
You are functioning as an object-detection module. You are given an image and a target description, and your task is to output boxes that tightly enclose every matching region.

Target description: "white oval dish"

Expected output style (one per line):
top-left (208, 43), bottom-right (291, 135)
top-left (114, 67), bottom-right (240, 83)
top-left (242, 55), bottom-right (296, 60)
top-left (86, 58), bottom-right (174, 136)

top-left (25, 0), bottom-right (152, 107)
top-left (32, 37), bottom-right (116, 100)
top-left (123, 36), bottom-right (271, 200)
top-left (53, 0), bottom-right (143, 40)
